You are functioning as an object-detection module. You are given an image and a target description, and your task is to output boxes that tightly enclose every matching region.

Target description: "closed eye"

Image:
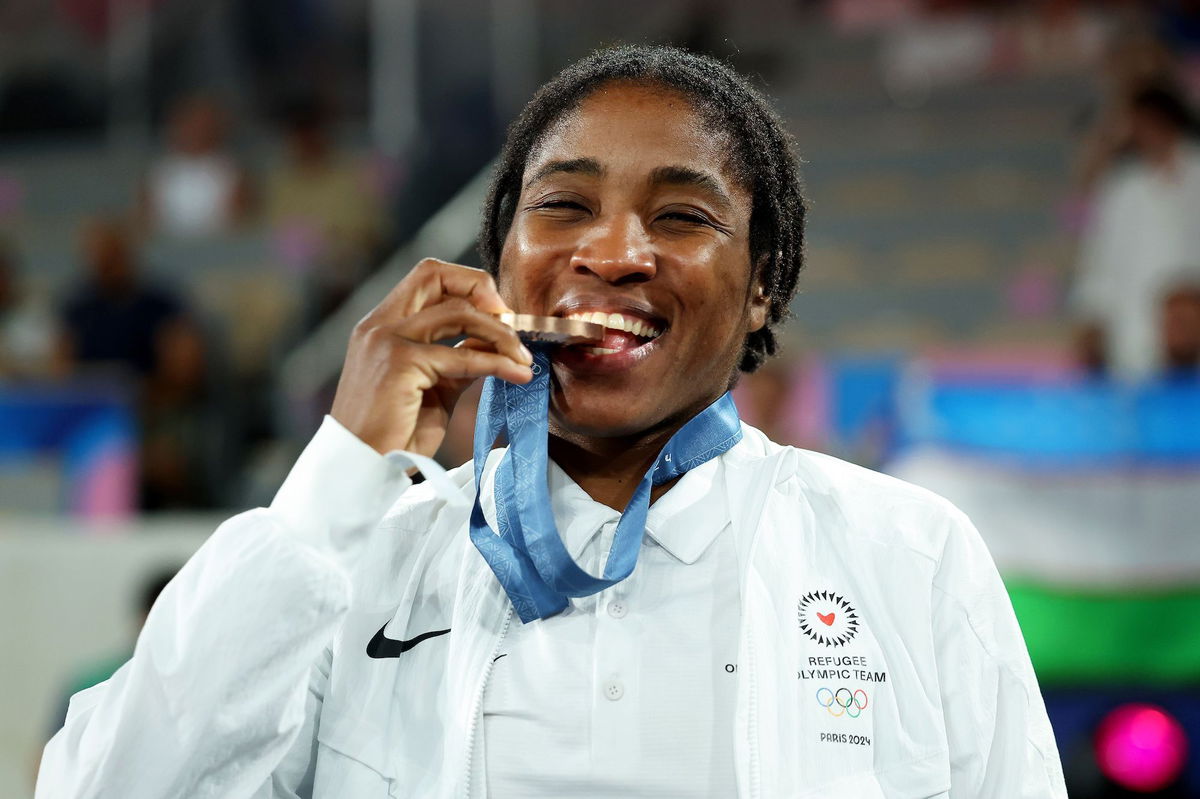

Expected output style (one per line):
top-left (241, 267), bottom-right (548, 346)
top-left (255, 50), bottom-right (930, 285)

top-left (658, 209), bottom-right (732, 235)
top-left (661, 211), bottom-right (711, 225)
top-left (538, 200), bottom-right (587, 210)
top-left (525, 198), bottom-right (592, 222)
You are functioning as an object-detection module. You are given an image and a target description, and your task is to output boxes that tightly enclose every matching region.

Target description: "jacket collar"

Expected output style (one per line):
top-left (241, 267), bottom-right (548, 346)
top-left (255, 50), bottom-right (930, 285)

top-left (478, 447), bottom-right (730, 566)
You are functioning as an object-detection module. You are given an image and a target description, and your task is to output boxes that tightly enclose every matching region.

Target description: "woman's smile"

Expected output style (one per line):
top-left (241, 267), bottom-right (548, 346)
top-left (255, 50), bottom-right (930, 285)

top-left (498, 81), bottom-right (766, 440)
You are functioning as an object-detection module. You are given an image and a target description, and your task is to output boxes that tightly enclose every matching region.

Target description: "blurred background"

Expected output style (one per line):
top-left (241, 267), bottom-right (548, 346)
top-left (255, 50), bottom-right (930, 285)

top-left (2, 0), bottom-right (1199, 795)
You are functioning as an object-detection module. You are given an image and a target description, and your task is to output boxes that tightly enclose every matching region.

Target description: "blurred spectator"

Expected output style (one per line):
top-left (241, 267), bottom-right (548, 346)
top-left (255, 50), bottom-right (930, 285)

top-left (59, 218), bottom-right (190, 378)
top-left (139, 95), bottom-right (252, 237)
top-left (1162, 281), bottom-right (1200, 374)
top-left (59, 218), bottom-right (210, 508)
top-left (266, 97), bottom-right (385, 325)
top-left (1071, 85), bottom-right (1200, 379)
top-left (0, 239), bottom-right (57, 378)
top-left (1072, 26), bottom-right (1177, 195)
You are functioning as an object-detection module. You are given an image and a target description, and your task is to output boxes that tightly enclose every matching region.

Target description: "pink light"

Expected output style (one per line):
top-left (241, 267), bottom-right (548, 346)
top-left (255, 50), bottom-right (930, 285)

top-left (1095, 703), bottom-right (1189, 793)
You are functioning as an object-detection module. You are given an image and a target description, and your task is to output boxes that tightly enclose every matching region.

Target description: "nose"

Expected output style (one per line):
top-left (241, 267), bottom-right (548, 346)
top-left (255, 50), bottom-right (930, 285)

top-left (569, 213), bottom-right (656, 285)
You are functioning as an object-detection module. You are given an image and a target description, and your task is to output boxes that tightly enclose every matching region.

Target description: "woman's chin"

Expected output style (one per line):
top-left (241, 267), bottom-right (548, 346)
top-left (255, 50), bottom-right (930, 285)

top-left (549, 391), bottom-right (667, 441)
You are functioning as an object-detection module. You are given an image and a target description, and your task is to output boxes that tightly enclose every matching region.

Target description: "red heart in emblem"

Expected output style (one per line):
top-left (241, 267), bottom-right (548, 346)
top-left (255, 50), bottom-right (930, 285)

top-left (817, 612), bottom-right (836, 626)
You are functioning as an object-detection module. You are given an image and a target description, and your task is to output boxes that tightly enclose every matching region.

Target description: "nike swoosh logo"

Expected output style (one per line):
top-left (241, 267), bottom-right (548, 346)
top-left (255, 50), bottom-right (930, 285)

top-left (366, 624), bottom-right (451, 659)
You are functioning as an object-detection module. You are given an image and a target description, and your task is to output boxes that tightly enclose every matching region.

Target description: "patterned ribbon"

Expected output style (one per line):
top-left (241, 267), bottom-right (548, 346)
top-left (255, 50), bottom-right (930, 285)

top-left (469, 345), bottom-right (743, 623)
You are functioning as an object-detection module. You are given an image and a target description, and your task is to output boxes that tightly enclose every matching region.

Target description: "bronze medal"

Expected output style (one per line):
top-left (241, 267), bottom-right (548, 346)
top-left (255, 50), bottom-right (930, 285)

top-left (495, 313), bottom-right (605, 345)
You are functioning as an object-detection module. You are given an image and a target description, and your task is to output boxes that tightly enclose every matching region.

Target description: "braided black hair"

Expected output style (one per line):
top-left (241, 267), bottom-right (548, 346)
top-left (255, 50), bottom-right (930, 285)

top-left (479, 44), bottom-right (806, 372)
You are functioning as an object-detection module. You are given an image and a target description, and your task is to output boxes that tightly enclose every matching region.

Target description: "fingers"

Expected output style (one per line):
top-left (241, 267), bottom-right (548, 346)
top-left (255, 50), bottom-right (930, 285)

top-left (332, 258), bottom-right (530, 455)
top-left (455, 336), bottom-right (501, 353)
top-left (352, 259), bottom-right (533, 384)
top-left (396, 298), bottom-right (532, 367)
top-left (372, 259), bottom-right (511, 321)
top-left (410, 341), bottom-right (534, 386)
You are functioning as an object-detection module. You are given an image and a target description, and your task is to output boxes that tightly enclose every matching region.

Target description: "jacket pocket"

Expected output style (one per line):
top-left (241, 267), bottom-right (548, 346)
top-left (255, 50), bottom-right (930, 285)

top-left (795, 750), bottom-right (951, 799)
top-left (312, 708), bottom-right (399, 798)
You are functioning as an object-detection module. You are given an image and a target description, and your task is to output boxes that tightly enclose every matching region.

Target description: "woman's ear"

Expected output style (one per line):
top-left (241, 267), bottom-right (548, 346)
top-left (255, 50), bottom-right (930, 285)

top-left (746, 261), bottom-right (769, 334)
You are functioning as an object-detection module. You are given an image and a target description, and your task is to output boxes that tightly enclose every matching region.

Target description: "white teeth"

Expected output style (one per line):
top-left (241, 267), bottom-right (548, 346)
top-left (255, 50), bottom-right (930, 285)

top-left (563, 310), bottom-right (662, 339)
top-left (586, 347), bottom-right (619, 355)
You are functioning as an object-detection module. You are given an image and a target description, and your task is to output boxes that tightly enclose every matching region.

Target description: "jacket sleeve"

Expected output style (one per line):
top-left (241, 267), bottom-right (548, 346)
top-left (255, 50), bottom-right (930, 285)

top-left (931, 505), bottom-right (1068, 799)
top-left (35, 417), bottom-right (414, 799)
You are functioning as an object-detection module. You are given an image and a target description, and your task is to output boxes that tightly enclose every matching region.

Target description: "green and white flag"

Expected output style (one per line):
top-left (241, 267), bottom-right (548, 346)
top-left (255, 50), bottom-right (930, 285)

top-left (888, 371), bottom-right (1200, 686)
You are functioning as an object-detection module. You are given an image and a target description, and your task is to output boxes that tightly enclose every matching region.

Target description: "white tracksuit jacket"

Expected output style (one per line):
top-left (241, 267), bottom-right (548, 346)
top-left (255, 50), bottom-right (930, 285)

top-left (37, 417), bottom-right (1068, 799)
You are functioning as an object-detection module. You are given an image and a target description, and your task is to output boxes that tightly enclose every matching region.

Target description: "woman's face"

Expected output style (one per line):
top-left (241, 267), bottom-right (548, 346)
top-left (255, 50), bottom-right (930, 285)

top-left (498, 81), bottom-right (767, 440)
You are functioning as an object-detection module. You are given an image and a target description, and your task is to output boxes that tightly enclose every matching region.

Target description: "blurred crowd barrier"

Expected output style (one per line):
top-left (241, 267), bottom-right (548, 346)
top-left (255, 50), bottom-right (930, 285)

top-left (0, 381), bottom-right (136, 514)
top-left (0, 517), bottom-right (213, 793)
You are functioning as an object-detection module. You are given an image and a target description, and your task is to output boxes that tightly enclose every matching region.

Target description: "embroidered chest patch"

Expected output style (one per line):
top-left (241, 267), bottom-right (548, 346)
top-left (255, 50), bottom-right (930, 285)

top-left (797, 590), bottom-right (860, 647)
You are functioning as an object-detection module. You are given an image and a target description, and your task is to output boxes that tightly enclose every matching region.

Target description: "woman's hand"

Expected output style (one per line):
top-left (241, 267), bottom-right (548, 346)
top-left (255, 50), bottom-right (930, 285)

top-left (330, 258), bottom-right (533, 456)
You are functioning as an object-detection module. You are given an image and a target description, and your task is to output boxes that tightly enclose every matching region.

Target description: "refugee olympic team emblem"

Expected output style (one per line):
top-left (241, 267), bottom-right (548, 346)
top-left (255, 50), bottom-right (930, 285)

top-left (797, 590), bottom-right (860, 647)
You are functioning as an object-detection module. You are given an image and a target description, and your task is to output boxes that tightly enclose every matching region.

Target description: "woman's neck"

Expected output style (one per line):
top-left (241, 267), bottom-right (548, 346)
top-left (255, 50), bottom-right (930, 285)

top-left (547, 425), bottom-right (680, 510)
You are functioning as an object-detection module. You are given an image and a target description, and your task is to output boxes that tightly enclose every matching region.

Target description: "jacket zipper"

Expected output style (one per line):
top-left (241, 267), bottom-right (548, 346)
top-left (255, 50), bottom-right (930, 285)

top-left (460, 605), bottom-right (514, 799)
top-left (744, 614), bottom-right (761, 799)
top-left (731, 446), bottom-right (783, 799)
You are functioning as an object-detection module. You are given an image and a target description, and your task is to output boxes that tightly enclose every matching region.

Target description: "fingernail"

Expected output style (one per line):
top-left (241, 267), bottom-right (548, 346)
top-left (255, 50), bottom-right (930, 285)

top-left (519, 344), bottom-right (533, 364)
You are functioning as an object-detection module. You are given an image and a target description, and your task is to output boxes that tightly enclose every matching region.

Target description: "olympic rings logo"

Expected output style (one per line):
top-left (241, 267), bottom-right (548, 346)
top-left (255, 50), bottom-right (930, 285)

top-left (816, 687), bottom-right (869, 718)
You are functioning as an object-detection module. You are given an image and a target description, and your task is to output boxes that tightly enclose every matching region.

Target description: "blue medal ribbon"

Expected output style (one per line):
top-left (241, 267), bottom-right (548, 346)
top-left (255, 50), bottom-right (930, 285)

top-left (469, 345), bottom-right (743, 623)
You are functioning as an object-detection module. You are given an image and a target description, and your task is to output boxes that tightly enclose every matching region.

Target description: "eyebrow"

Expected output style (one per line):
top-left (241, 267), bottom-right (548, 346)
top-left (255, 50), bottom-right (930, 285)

top-left (523, 158), bottom-right (735, 212)
top-left (524, 157), bottom-right (604, 188)
top-left (648, 165), bottom-right (734, 211)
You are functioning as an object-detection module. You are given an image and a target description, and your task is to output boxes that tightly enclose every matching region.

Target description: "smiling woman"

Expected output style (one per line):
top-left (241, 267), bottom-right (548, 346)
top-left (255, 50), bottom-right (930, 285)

top-left (37, 45), bottom-right (1066, 799)
top-left (501, 82), bottom-right (764, 454)
top-left (482, 46), bottom-right (806, 376)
